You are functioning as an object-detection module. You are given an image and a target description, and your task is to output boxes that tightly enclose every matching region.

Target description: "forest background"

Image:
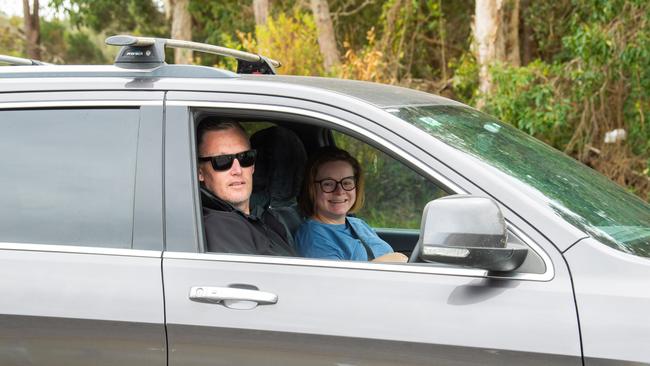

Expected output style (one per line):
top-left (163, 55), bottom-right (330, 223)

top-left (3, 0), bottom-right (649, 211)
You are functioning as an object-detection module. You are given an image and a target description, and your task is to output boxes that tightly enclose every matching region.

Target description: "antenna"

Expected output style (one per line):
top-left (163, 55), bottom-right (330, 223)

top-left (106, 35), bottom-right (280, 74)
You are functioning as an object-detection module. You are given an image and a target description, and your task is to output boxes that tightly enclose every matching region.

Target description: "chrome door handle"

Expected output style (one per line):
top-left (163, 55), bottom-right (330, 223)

top-left (189, 286), bottom-right (278, 309)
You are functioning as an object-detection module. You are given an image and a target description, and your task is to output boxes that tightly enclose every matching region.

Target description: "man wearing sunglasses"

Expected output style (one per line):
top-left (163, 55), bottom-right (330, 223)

top-left (197, 120), bottom-right (296, 257)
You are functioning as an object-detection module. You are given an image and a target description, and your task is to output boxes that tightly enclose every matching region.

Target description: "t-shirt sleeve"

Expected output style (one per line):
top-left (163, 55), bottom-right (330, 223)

top-left (352, 218), bottom-right (394, 257)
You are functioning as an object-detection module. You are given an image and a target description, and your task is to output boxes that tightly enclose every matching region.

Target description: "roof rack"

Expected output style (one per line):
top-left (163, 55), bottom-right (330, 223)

top-left (105, 35), bottom-right (281, 75)
top-left (0, 55), bottom-right (51, 66)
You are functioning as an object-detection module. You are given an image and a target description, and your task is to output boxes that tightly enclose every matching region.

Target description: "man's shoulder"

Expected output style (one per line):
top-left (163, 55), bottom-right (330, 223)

top-left (203, 206), bottom-right (240, 220)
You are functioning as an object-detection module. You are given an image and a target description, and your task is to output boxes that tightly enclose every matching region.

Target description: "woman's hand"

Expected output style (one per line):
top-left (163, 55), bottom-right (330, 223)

top-left (371, 252), bottom-right (408, 263)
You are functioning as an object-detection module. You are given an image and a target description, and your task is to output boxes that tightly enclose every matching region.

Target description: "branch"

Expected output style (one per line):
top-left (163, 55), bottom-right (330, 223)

top-left (332, 0), bottom-right (375, 22)
top-left (420, 34), bottom-right (464, 53)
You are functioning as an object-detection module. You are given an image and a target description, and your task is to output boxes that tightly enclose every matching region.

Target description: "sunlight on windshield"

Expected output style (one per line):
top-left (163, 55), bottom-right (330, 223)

top-left (392, 105), bottom-right (650, 258)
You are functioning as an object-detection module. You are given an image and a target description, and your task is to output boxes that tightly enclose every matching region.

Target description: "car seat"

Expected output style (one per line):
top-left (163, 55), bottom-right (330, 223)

top-left (250, 125), bottom-right (307, 237)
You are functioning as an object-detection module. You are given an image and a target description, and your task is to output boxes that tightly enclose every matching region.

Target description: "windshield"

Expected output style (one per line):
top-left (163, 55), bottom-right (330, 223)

top-left (391, 105), bottom-right (650, 258)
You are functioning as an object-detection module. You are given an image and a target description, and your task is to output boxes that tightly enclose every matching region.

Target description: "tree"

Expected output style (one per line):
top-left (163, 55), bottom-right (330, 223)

top-left (166, 0), bottom-right (192, 64)
top-left (310, 0), bottom-right (340, 73)
top-left (473, 0), bottom-right (520, 107)
top-left (22, 0), bottom-right (40, 59)
top-left (51, 0), bottom-right (167, 37)
top-left (253, 0), bottom-right (269, 26)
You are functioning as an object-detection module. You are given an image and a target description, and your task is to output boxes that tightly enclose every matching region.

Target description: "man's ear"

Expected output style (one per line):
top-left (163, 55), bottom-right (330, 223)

top-left (198, 166), bottom-right (205, 182)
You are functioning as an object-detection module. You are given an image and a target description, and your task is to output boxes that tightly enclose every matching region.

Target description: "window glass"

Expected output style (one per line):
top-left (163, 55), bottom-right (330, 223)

top-left (0, 109), bottom-right (139, 248)
top-left (332, 131), bottom-right (448, 229)
top-left (393, 105), bottom-right (650, 258)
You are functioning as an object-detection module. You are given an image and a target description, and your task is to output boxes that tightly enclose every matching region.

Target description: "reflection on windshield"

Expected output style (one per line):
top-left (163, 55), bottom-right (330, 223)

top-left (392, 105), bottom-right (650, 258)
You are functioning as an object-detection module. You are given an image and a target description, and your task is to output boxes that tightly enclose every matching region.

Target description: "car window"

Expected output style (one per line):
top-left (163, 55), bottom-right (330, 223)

top-left (393, 105), bottom-right (650, 258)
top-left (0, 108), bottom-right (139, 248)
top-left (332, 131), bottom-right (448, 229)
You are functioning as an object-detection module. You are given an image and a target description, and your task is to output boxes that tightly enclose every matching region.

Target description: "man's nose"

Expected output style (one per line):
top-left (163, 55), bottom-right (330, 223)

top-left (229, 158), bottom-right (243, 174)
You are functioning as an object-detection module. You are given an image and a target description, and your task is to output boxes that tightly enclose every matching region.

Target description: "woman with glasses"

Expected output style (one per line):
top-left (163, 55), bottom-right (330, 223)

top-left (296, 147), bottom-right (408, 263)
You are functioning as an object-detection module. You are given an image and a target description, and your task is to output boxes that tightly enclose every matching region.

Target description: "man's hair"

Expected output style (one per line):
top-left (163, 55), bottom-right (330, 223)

top-left (196, 119), bottom-right (248, 155)
top-left (298, 146), bottom-right (365, 217)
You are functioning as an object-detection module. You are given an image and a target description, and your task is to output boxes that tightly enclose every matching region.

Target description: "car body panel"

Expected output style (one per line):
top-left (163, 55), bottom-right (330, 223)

top-left (564, 238), bottom-right (650, 365)
top-left (0, 246), bottom-right (166, 366)
top-left (163, 252), bottom-right (581, 366)
top-left (0, 91), bottom-right (166, 364)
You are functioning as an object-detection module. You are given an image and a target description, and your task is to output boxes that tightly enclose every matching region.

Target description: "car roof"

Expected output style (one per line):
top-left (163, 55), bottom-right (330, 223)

top-left (239, 75), bottom-right (462, 109)
top-left (0, 64), bottom-right (461, 109)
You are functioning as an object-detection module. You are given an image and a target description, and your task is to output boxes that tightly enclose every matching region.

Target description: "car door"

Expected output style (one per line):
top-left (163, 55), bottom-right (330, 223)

top-left (0, 92), bottom-right (166, 366)
top-left (162, 92), bottom-right (582, 365)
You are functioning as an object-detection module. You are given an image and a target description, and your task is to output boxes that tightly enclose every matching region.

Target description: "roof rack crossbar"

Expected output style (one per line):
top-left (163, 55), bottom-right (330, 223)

top-left (0, 55), bottom-right (51, 66)
top-left (105, 35), bottom-right (280, 74)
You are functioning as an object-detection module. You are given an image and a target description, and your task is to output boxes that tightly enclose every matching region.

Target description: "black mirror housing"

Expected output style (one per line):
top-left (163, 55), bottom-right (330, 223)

top-left (416, 195), bottom-right (528, 272)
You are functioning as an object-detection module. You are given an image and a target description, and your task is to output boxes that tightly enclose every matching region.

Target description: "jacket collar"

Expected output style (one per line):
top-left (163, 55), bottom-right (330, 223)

top-left (200, 186), bottom-right (262, 219)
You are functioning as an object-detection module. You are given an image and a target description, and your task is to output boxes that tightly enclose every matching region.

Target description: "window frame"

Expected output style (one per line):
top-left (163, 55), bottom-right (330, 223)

top-left (164, 99), bottom-right (554, 281)
top-left (0, 98), bottom-right (164, 252)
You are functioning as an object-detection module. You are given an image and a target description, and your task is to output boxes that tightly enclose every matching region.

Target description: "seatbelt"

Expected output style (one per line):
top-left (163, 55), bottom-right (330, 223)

top-left (346, 219), bottom-right (375, 261)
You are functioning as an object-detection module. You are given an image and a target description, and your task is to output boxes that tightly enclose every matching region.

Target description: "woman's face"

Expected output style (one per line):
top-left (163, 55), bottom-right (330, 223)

top-left (312, 160), bottom-right (356, 224)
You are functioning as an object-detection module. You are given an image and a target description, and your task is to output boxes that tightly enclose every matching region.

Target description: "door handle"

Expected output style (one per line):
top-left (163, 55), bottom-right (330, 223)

top-left (189, 286), bottom-right (278, 309)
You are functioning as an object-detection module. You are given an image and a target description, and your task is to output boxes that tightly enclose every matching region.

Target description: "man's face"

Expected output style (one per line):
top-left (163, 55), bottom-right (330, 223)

top-left (198, 128), bottom-right (254, 214)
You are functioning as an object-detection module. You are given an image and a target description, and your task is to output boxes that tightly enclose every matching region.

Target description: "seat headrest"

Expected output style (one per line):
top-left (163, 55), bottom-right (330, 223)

top-left (250, 126), bottom-right (307, 209)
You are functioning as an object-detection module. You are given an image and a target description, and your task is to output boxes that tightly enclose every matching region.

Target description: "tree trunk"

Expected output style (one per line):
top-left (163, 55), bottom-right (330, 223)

top-left (506, 0), bottom-right (520, 66)
top-left (310, 0), bottom-right (340, 73)
top-left (474, 0), bottom-right (506, 107)
top-left (474, 0), bottom-right (522, 106)
top-left (438, 0), bottom-right (448, 81)
top-left (253, 0), bottom-right (269, 26)
top-left (169, 0), bottom-right (192, 64)
top-left (22, 0), bottom-right (40, 60)
top-left (521, 0), bottom-right (534, 65)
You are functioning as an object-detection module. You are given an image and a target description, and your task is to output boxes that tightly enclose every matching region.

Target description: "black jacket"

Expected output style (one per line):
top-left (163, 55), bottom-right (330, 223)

top-left (201, 188), bottom-right (296, 257)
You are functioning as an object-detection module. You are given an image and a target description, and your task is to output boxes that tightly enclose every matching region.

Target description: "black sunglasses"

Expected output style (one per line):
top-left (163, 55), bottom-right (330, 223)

top-left (198, 149), bottom-right (257, 171)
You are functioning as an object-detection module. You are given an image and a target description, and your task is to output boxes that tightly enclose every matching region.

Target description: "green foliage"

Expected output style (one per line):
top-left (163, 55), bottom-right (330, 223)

top-left (237, 10), bottom-right (324, 76)
top-left (522, 0), bottom-right (574, 61)
top-left (0, 15), bottom-right (24, 57)
top-left (333, 131), bottom-right (446, 229)
top-left (484, 61), bottom-right (572, 146)
top-left (0, 13), bottom-right (107, 64)
top-left (65, 31), bottom-right (107, 64)
top-left (50, 0), bottom-right (167, 36)
top-left (41, 19), bottom-right (108, 64)
top-left (189, 0), bottom-right (254, 66)
top-left (459, 0), bottom-right (650, 199)
top-left (449, 51), bottom-right (479, 104)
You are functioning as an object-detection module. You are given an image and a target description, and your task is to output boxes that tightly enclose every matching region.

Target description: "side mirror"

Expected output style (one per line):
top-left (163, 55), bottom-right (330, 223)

top-left (412, 195), bottom-right (528, 272)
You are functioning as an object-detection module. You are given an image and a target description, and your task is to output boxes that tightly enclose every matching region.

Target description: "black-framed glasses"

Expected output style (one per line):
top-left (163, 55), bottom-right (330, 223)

top-left (198, 149), bottom-right (257, 171)
top-left (314, 176), bottom-right (357, 193)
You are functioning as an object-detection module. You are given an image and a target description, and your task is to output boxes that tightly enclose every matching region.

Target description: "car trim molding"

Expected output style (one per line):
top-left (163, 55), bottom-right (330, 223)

top-left (0, 242), bottom-right (162, 258)
top-left (164, 251), bottom-right (489, 277)
top-left (168, 101), bottom-right (554, 282)
top-left (0, 101), bottom-right (162, 109)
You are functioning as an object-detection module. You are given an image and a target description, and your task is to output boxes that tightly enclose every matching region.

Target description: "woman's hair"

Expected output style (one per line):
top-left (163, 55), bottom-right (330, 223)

top-left (298, 146), bottom-right (365, 217)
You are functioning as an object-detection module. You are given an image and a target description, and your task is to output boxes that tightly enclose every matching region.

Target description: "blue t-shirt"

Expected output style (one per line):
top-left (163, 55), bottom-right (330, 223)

top-left (295, 217), bottom-right (393, 261)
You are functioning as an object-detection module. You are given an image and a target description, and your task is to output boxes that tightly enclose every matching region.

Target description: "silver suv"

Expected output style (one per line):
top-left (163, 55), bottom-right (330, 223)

top-left (1, 36), bottom-right (649, 366)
